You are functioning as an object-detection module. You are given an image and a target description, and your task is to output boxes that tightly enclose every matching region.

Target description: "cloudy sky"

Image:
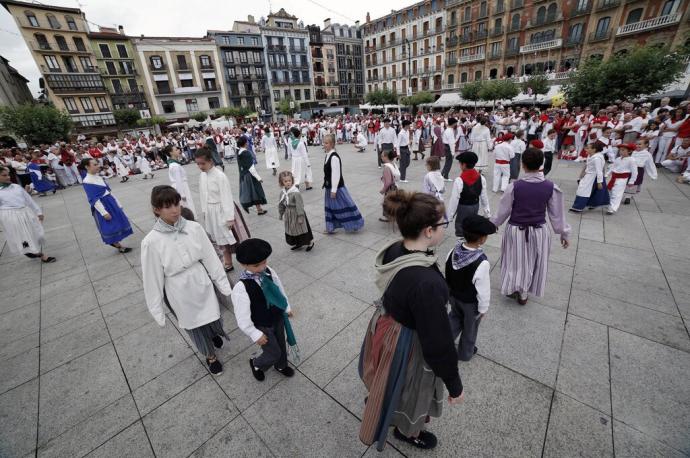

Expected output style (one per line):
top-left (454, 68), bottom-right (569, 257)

top-left (0, 0), bottom-right (399, 96)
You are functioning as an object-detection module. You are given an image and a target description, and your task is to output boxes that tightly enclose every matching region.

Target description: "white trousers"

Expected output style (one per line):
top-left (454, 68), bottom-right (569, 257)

top-left (661, 159), bottom-right (684, 173)
top-left (291, 156), bottom-right (313, 186)
top-left (608, 179), bottom-right (628, 213)
top-left (493, 164), bottom-right (510, 192)
top-left (656, 136), bottom-right (675, 163)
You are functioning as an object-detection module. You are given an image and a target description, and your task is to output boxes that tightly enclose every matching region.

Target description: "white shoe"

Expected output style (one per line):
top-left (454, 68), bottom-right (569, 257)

top-left (400, 179), bottom-right (409, 183)
top-left (444, 178), bottom-right (453, 182)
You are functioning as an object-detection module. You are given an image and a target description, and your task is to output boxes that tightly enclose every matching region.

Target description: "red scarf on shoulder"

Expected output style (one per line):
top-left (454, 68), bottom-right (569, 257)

top-left (460, 169), bottom-right (480, 185)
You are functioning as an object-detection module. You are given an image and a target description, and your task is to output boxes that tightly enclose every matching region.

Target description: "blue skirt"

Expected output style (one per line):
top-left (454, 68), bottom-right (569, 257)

top-left (572, 179), bottom-right (610, 210)
top-left (92, 194), bottom-right (133, 245)
top-left (30, 173), bottom-right (55, 194)
top-left (324, 187), bottom-right (364, 232)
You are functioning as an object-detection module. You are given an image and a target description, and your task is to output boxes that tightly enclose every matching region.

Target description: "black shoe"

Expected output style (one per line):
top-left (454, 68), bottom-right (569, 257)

top-left (393, 428), bottom-right (437, 450)
top-left (207, 359), bottom-right (223, 375)
top-left (118, 247), bottom-right (132, 254)
top-left (623, 197), bottom-right (631, 205)
top-left (41, 256), bottom-right (56, 263)
top-left (249, 358), bottom-right (265, 381)
top-left (276, 366), bottom-right (295, 377)
top-left (291, 245), bottom-right (302, 251)
top-left (306, 242), bottom-right (314, 252)
top-left (212, 336), bottom-right (223, 348)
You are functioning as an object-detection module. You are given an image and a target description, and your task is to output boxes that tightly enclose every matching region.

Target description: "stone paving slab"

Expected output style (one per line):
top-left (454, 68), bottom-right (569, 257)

top-left (1, 143), bottom-right (689, 457)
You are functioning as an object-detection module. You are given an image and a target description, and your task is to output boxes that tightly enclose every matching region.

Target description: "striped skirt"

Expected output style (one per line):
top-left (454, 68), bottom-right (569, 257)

top-left (185, 317), bottom-right (228, 359)
top-left (324, 187), bottom-right (364, 233)
top-left (499, 223), bottom-right (551, 298)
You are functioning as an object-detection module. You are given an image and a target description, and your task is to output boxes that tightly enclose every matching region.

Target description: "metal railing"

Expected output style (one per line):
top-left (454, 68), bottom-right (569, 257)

top-left (459, 53), bottom-right (486, 63)
top-left (616, 13), bottom-right (682, 36)
top-left (520, 38), bottom-right (562, 53)
top-left (596, 0), bottom-right (620, 11)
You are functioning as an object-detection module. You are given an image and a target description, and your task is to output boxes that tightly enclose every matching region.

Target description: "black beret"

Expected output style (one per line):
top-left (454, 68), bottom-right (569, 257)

top-left (462, 214), bottom-right (497, 236)
top-left (448, 117), bottom-right (458, 125)
top-left (456, 151), bottom-right (478, 166)
top-left (235, 238), bottom-right (272, 264)
top-left (383, 118), bottom-right (391, 123)
top-left (402, 119), bottom-right (412, 126)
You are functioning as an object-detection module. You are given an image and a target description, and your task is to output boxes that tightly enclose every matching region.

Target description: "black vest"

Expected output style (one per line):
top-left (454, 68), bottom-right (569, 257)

top-left (240, 278), bottom-right (284, 327)
top-left (323, 152), bottom-right (345, 189)
top-left (459, 175), bottom-right (482, 205)
top-left (445, 250), bottom-right (487, 304)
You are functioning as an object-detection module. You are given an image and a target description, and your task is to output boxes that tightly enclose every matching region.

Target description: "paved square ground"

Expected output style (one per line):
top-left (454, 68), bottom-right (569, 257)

top-left (1, 143), bottom-right (689, 457)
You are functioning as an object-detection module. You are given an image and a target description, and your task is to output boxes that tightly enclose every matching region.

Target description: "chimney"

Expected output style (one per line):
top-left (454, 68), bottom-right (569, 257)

top-left (366, 12), bottom-right (370, 23)
top-left (247, 15), bottom-right (255, 23)
top-left (324, 18), bottom-right (331, 29)
top-left (118, 25), bottom-right (124, 35)
top-left (355, 20), bottom-right (360, 28)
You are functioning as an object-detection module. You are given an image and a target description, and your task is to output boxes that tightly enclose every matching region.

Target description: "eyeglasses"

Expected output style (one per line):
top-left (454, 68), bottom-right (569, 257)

top-left (430, 219), bottom-right (449, 229)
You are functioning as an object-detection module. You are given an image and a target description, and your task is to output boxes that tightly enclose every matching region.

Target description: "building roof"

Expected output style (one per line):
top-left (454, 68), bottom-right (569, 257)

top-left (268, 8), bottom-right (297, 20)
top-left (0, 55), bottom-right (29, 82)
top-left (133, 36), bottom-right (215, 42)
top-left (88, 31), bottom-right (129, 40)
top-left (1, 0), bottom-right (81, 14)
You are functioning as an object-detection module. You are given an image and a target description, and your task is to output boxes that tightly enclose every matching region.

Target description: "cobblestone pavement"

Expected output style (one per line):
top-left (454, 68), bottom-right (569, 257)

top-left (1, 142), bottom-right (688, 457)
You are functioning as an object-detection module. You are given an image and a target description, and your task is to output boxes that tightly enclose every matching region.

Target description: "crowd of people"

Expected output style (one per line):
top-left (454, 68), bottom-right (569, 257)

top-left (1, 95), bottom-right (687, 452)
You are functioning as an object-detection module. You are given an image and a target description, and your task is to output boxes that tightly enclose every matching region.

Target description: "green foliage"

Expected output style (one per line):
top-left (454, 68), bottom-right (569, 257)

top-left (277, 97), bottom-right (299, 117)
top-left (460, 81), bottom-right (483, 102)
top-left (191, 112), bottom-right (207, 122)
top-left (113, 108), bottom-right (140, 128)
top-left (401, 91), bottom-right (434, 107)
top-left (522, 73), bottom-right (550, 96)
top-left (216, 106), bottom-right (253, 119)
top-left (0, 103), bottom-right (72, 145)
top-left (564, 45), bottom-right (689, 106)
top-left (136, 115), bottom-right (167, 127)
top-left (365, 88), bottom-right (399, 105)
top-left (479, 79), bottom-right (519, 104)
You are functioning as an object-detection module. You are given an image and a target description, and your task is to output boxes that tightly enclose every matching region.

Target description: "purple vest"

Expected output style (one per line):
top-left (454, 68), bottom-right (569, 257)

top-left (508, 179), bottom-right (554, 226)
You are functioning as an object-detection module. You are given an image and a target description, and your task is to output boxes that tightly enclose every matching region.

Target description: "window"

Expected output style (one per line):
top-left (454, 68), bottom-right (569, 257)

top-left (176, 55), bottom-right (188, 70)
top-left (155, 80), bottom-right (170, 94)
top-left (595, 17), bottom-right (610, 38)
top-left (253, 51), bottom-right (262, 62)
top-left (294, 89), bottom-right (301, 100)
top-left (79, 97), bottom-right (94, 112)
top-left (112, 79), bottom-right (123, 93)
top-left (46, 14), bottom-right (61, 29)
top-left (224, 51), bottom-right (234, 63)
top-left (273, 90), bottom-right (280, 101)
top-left (105, 61), bottom-right (117, 75)
top-left (251, 37), bottom-right (258, 46)
top-left (185, 98), bottom-right (199, 112)
top-left (284, 89), bottom-right (290, 99)
top-left (55, 36), bottom-right (68, 51)
top-left (464, 6), bottom-right (471, 22)
top-left (661, 0), bottom-right (679, 16)
top-left (480, 1), bottom-right (488, 17)
top-left (199, 55), bottom-right (212, 68)
top-left (255, 66), bottom-right (263, 77)
top-left (227, 67), bottom-right (236, 78)
top-left (25, 11), bottom-right (39, 27)
top-left (221, 36), bottom-right (230, 45)
top-left (536, 7), bottom-right (546, 24)
top-left (65, 15), bottom-right (77, 31)
top-left (546, 3), bottom-right (557, 21)
top-left (304, 88), bottom-right (310, 100)
top-left (302, 71), bottom-right (309, 82)
top-left (79, 57), bottom-right (93, 71)
top-left (127, 79), bottom-right (137, 92)
top-left (475, 70), bottom-right (482, 80)
top-left (62, 56), bottom-right (78, 73)
top-left (181, 79), bottom-right (194, 88)
top-left (204, 78), bottom-right (217, 91)
top-left (238, 37), bottom-right (245, 45)
top-left (99, 44), bottom-right (112, 58)
top-left (208, 97), bottom-right (220, 109)
top-left (95, 96), bottom-right (109, 111)
top-left (116, 44), bottom-right (128, 58)
top-left (73, 37), bottom-right (86, 52)
top-left (161, 101), bottom-right (175, 113)
top-left (626, 8), bottom-right (643, 24)
top-left (63, 97), bottom-right (78, 112)
top-left (461, 72), bottom-right (468, 82)
top-left (239, 52), bottom-right (247, 63)
top-left (35, 33), bottom-right (50, 50)
top-left (511, 14), bottom-right (520, 30)
top-left (150, 56), bottom-right (163, 69)
top-left (568, 23), bottom-right (583, 43)
top-left (44, 55), bottom-right (60, 71)
top-left (120, 61), bottom-right (133, 75)
top-left (508, 36), bottom-right (518, 50)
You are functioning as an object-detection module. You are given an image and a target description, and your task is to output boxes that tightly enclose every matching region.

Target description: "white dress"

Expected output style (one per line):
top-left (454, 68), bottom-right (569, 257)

top-left (261, 135), bottom-right (280, 169)
top-left (575, 153), bottom-right (606, 198)
top-left (287, 138), bottom-right (313, 186)
top-left (199, 167), bottom-right (236, 246)
top-left (470, 124), bottom-right (491, 168)
top-left (111, 154), bottom-right (130, 178)
top-left (0, 183), bottom-right (44, 254)
top-left (168, 162), bottom-right (196, 214)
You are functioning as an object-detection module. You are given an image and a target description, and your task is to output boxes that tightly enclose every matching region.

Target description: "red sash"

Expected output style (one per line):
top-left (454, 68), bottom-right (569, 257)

top-left (495, 159), bottom-right (510, 165)
top-left (607, 172), bottom-right (631, 190)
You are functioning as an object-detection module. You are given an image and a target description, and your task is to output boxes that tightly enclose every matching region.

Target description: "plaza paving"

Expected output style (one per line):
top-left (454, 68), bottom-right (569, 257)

top-left (1, 142), bottom-right (689, 458)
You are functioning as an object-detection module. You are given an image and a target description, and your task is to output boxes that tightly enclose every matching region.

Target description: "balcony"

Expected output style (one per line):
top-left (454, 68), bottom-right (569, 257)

top-left (459, 53), bottom-right (486, 63)
top-left (491, 26), bottom-right (504, 37)
top-left (489, 50), bottom-right (503, 60)
top-left (460, 34), bottom-right (473, 44)
top-left (510, 0), bottom-right (524, 10)
top-left (520, 38), bottom-right (562, 53)
top-left (505, 47), bottom-right (520, 57)
top-left (446, 58), bottom-right (458, 67)
top-left (494, 3), bottom-right (505, 14)
top-left (447, 36), bottom-right (459, 47)
top-left (474, 30), bottom-right (488, 40)
top-left (30, 41), bottom-right (90, 54)
top-left (570, 1), bottom-right (592, 17)
top-left (267, 44), bottom-right (287, 52)
top-left (588, 30), bottom-right (611, 43)
top-left (564, 35), bottom-right (584, 47)
top-left (199, 63), bottom-right (215, 70)
top-left (596, 0), bottom-right (620, 12)
top-left (616, 13), bottom-right (682, 36)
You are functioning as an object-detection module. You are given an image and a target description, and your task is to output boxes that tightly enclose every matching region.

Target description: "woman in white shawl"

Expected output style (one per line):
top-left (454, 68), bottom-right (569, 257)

top-left (470, 117), bottom-right (492, 169)
top-left (261, 127), bottom-right (280, 176)
top-left (168, 146), bottom-right (195, 214)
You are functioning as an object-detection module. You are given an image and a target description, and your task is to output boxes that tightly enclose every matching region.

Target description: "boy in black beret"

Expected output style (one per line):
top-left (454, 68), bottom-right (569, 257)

top-left (446, 151), bottom-right (491, 238)
top-left (231, 238), bottom-right (298, 381)
top-left (445, 214), bottom-right (496, 361)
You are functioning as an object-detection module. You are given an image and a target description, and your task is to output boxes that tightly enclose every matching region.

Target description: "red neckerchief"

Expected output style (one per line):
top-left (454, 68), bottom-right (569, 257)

top-left (460, 168), bottom-right (480, 185)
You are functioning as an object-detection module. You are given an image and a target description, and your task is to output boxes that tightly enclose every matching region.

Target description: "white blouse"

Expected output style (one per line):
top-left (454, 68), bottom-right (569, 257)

top-left (0, 184), bottom-right (42, 214)
top-left (199, 167), bottom-right (235, 222)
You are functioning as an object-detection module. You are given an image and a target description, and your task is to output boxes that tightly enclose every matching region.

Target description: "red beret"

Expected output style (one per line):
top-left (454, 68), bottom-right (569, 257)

top-left (530, 139), bottom-right (544, 149)
top-left (619, 143), bottom-right (637, 151)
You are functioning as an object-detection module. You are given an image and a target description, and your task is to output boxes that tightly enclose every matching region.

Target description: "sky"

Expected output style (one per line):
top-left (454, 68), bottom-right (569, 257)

top-left (0, 0), bottom-right (400, 96)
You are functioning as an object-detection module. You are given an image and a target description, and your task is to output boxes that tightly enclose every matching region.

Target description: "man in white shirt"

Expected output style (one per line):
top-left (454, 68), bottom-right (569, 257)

top-left (398, 120), bottom-right (412, 182)
top-left (661, 137), bottom-right (690, 173)
top-left (376, 118), bottom-right (398, 168)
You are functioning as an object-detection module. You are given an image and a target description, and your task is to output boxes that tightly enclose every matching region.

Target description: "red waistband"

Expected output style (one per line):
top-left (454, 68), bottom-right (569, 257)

top-left (607, 172), bottom-right (631, 190)
top-left (495, 159), bottom-right (510, 164)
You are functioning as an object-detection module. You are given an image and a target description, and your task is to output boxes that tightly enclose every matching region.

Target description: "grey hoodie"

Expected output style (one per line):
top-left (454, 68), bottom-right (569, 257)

top-left (374, 240), bottom-right (439, 294)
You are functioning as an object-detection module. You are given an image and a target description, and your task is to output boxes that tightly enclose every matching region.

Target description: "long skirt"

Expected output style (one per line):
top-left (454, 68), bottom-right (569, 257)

top-left (0, 207), bottom-right (44, 254)
top-left (204, 202), bottom-right (237, 246)
top-left (359, 308), bottom-right (443, 451)
top-left (291, 156), bottom-right (313, 186)
top-left (285, 215), bottom-right (313, 247)
top-left (324, 187), bottom-right (364, 233)
top-left (92, 194), bottom-right (133, 245)
top-left (265, 147), bottom-right (280, 169)
top-left (571, 179), bottom-right (610, 210)
top-left (499, 223), bottom-right (551, 298)
top-left (185, 317), bottom-right (229, 358)
top-left (239, 173), bottom-right (267, 211)
top-left (473, 141), bottom-right (489, 168)
top-left (510, 153), bottom-right (522, 180)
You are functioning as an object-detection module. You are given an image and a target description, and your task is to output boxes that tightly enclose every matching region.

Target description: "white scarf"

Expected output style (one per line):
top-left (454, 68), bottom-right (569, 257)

top-left (280, 185), bottom-right (299, 205)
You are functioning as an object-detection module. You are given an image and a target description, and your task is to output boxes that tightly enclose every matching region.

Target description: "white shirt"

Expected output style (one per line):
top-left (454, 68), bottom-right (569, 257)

top-left (542, 136), bottom-right (556, 153)
top-left (510, 138), bottom-right (526, 155)
top-left (446, 174), bottom-right (491, 220)
top-left (631, 149), bottom-right (658, 180)
top-left (199, 166), bottom-right (235, 222)
top-left (608, 156), bottom-right (638, 185)
top-left (445, 246), bottom-right (491, 313)
top-left (83, 173), bottom-right (122, 216)
top-left (356, 132), bottom-right (367, 148)
top-left (442, 127), bottom-right (459, 146)
top-left (377, 126), bottom-right (398, 148)
top-left (397, 129), bottom-right (411, 148)
top-left (494, 142), bottom-right (515, 162)
top-left (141, 220), bottom-right (231, 329)
top-left (0, 183), bottom-right (42, 214)
top-left (325, 150), bottom-right (341, 194)
top-left (231, 266), bottom-right (291, 342)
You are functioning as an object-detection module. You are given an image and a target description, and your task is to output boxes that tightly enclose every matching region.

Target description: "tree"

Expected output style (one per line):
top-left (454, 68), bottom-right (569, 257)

top-left (480, 79), bottom-right (519, 106)
top-left (365, 88), bottom-right (398, 105)
top-left (113, 108), bottom-right (140, 129)
top-left (401, 91), bottom-right (434, 111)
top-left (136, 115), bottom-right (167, 128)
top-left (522, 73), bottom-right (550, 105)
top-left (277, 97), bottom-right (299, 117)
top-left (0, 104), bottom-right (72, 145)
top-left (191, 111), bottom-right (207, 122)
top-left (216, 106), bottom-right (253, 120)
top-left (461, 81), bottom-right (484, 108)
top-left (564, 44), bottom-right (689, 106)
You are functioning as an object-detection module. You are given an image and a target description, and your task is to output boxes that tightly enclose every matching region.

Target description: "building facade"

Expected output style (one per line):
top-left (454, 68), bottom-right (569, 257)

top-left (132, 36), bottom-right (228, 121)
top-left (0, 55), bottom-right (33, 106)
top-left (1, 0), bottom-right (116, 134)
top-left (208, 19), bottom-right (271, 116)
top-left (88, 26), bottom-right (149, 111)
top-left (308, 24), bottom-right (339, 105)
top-left (444, 0), bottom-right (690, 89)
top-left (323, 20), bottom-right (365, 105)
top-left (362, 0), bottom-right (446, 97)
top-left (260, 8), bottom-right (314, 110)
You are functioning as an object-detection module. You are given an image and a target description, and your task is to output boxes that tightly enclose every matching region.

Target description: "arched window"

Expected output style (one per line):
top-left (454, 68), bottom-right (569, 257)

top-left (544, 29), bottom-right (555, 41)
top-left (464, 6), bottom-right (471, 22)
top-left (568, 23), bottom-right (583, 43)
top-left (626, 8), bottom-right (643, 24)
top-left (25, 11), bottom-right (39, 27)
top-left (448, 74), bottom-right (455, 85)
top-left (536, 6), bottom-right (546, 25)
top-left (506, 66), bottom-right (514, 77)
top-left (475, 70), bottom-right (482, 81)
top-left (65, 15), bottom-right (78, 31)
top-left (546, 3), bottom-right (557, 22)
top-left (46, 14), bottom-right (61, 29)
top-left (489, 68), bottom-right (498, 79)
top-left (595, 17), bottom-right (610, 38)
top-left (461, 72), bottom-right (468, 82)
top-left (34, 33), bottom-right (50, 50)
top-left (511, 13), bottom-right (520, 30)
